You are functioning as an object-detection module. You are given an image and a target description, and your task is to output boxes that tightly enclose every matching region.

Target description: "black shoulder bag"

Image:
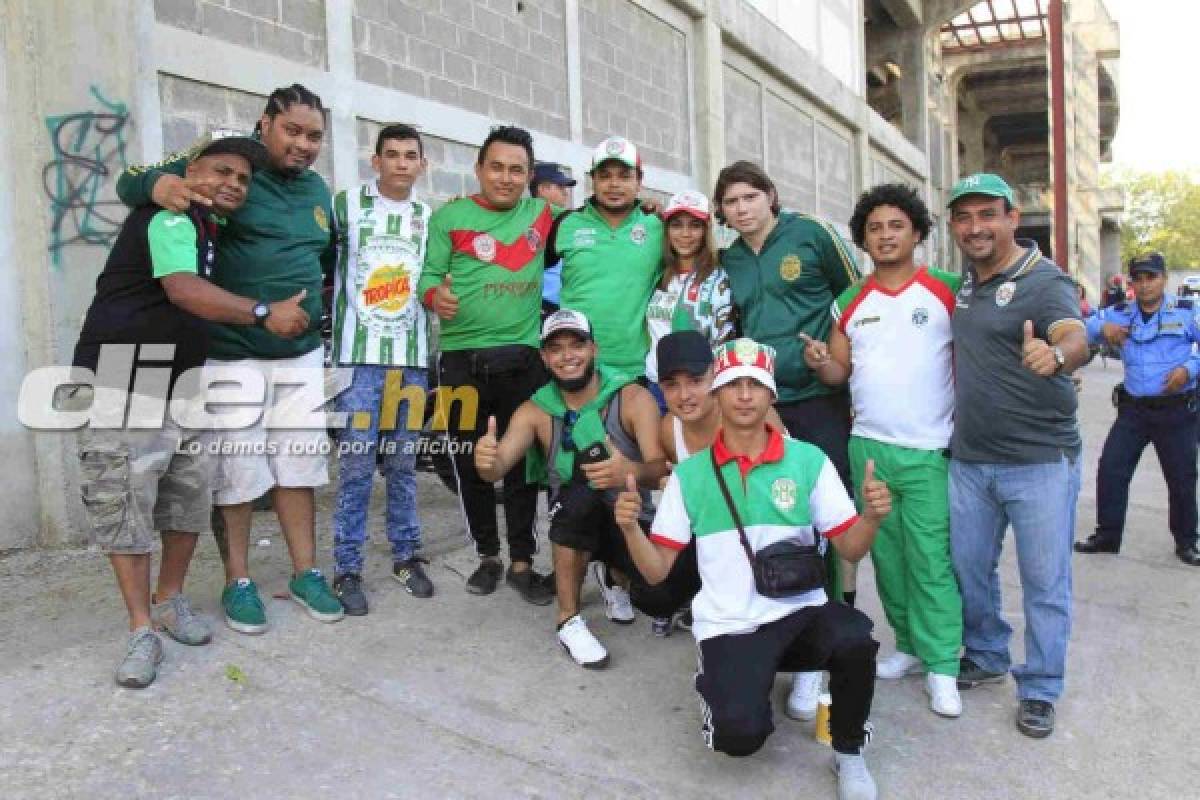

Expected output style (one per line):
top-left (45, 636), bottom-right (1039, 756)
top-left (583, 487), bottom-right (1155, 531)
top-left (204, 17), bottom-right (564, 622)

top-left (710, 448), bottom-right (827, 599)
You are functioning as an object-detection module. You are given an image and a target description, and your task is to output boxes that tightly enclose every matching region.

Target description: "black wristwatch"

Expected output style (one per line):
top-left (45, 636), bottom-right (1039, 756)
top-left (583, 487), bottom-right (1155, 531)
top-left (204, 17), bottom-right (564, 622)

top-left (253, 301), bottom-right (270, 327)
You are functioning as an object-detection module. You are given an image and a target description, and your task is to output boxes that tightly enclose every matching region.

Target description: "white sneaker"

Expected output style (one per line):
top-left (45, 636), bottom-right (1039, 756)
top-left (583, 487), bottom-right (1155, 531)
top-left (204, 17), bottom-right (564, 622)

top-left (592, 562), bottom-right (634, 624)
top-left (831, 751), bottom-right (878, 800)
top-left (556, 615), bottom-right (609, 669)
top-left (925, 672), bottom-right (962, 718)
top-left (875, 651), bottom-right (922, 679)
top-left (785, 671), bottom-right (823, 721)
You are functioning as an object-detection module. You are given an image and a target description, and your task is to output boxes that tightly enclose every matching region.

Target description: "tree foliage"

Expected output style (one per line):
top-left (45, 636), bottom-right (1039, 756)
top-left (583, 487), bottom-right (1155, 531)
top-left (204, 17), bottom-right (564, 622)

top-left (1109, 169), bottom-right (1200, 268)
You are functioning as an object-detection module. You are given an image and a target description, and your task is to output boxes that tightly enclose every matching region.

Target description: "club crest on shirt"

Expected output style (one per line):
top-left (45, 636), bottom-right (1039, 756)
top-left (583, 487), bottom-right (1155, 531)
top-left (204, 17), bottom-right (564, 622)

top-left (474, 233), bottom-right (497, 262)
top-left (911, 307), bottom-right (929, 327)
top-left (780, 254), bottom-right (803, 282)
top-left (525, 226), bottom-right (542, 251)
top-left (771, 478), bottom-right (797, 513)
top-left (995, 281), bottom-right (1017, 307)
top-left (314, 206), bottom-right (330, 232)
top-left (630, 223), bottom-right (647, 245)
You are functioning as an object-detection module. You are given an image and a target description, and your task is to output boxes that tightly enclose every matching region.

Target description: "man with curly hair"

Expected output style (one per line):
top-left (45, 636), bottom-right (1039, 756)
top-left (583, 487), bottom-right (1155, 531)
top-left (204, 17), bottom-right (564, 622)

top-left (802, 183), bottom-right (964, 718)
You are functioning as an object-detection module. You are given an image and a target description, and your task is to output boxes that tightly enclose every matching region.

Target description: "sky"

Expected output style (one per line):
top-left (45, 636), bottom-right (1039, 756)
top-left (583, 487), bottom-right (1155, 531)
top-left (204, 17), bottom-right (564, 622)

top-left (1105, 0), bottom-right (1200, 173)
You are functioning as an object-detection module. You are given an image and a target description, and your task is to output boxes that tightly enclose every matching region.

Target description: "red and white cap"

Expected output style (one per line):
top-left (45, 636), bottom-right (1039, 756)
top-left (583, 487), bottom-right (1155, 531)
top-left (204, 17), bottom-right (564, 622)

top-left (711, 338), bottom-right (777, 397)
top-left (589, 136), bottom-right (641, 173)
top-left (663, 190), bottom-right (710, 221)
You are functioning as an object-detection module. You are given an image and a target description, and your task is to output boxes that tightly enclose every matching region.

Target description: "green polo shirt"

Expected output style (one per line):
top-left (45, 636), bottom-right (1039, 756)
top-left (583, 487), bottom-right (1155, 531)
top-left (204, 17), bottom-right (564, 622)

top-left (548, 200), bottom-right (663, 376)
top-left (720, 212), bottom-right (859, 403)
top-left (116, 154), bottom-right (333, 361)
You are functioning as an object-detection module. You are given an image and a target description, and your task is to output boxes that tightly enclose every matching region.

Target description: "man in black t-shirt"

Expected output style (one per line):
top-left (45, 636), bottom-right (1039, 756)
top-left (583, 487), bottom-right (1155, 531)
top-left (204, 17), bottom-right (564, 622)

top-left (72, 131), bottom-right (308, 689)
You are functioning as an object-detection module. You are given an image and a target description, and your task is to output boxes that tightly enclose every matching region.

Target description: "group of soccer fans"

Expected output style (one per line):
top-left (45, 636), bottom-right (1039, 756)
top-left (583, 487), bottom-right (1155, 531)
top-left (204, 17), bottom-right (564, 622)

top-left (71, 82), bottom-right (1094, 800)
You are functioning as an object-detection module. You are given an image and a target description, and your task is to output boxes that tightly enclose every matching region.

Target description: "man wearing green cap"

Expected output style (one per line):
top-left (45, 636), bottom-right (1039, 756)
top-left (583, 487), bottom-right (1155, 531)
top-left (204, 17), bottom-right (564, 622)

top-left (945, 172), bottom-right (1089, 739)
top-left (546, 136), bottom-right (664, 378)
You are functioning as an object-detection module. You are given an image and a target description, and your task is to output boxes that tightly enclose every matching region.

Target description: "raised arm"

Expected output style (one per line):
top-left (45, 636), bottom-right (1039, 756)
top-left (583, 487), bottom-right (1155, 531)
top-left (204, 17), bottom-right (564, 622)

top-left (474, 402), bottom-right (541, 483)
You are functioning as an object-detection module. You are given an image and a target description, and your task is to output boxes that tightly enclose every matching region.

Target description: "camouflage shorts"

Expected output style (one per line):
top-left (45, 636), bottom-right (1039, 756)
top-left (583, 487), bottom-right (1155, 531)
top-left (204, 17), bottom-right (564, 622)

top-left (78, 412), bottom-right (214, 555)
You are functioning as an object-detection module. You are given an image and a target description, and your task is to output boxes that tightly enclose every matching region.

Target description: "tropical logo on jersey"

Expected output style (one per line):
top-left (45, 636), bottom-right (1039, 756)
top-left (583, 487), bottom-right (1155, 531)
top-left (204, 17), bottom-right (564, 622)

top-left (361, 264), bottom-right (413, 311)
top-left (353, 236), bottom-right (421, 335)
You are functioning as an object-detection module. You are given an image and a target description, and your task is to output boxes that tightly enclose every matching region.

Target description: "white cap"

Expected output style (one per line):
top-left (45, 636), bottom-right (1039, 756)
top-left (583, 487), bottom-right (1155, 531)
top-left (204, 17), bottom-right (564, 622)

top-left (540, 308), bottom-right (593, 343)
top-left (589, 136), bottom-right (641, 173)
top-left (663, 190), bottom-right (710, 221)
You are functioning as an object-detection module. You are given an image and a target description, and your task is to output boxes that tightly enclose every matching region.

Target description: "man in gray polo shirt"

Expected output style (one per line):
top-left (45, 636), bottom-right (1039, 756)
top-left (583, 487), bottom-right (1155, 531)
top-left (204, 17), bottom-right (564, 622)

top-left (946, 173), bottom-right (1089, 740)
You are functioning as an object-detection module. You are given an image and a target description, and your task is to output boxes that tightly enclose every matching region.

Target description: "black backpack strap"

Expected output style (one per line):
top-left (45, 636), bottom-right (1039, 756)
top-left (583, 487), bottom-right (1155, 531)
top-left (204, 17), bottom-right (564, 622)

top-left (710, 448), bottom-right (755, 568)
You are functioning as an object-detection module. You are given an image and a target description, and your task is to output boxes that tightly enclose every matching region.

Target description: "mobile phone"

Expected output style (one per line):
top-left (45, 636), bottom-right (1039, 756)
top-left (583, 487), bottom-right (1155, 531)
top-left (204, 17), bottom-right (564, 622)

top-left (577, 441), bottom-right (610, 466)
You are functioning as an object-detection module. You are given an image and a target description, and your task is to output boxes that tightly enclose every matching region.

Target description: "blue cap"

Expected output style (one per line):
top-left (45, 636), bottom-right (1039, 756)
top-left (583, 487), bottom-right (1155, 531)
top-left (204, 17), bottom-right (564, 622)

top-left (530, 162), bottom-right (576, 190)
top-left (1129, 252), bottom-right (1166, 275)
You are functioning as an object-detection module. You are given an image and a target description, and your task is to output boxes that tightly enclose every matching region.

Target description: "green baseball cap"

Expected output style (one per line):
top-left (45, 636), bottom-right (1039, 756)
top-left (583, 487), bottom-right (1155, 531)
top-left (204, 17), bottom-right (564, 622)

top-left (947, 173), bottom-right (1015, 208)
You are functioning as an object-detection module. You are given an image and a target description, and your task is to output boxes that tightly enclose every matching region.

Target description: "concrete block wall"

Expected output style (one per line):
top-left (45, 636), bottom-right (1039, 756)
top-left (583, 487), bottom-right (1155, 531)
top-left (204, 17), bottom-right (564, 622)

top-left (579, 0), bottom-right (690, 174)
top-left (153, 0), bottom-right (329, 68)
top-left (352, 0), bottom-right (570, 139)
top-left (764, 91), bottom-right (815, 214)
top-left (158, 76), bottom-right (335, 183)
top-left (722, 64), bottom-right (763, 165)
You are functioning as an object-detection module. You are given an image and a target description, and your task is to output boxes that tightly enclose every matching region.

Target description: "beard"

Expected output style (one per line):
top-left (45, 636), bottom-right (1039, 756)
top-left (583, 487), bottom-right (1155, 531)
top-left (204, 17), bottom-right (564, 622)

top-left (552, 358), bottom-right (595, 393)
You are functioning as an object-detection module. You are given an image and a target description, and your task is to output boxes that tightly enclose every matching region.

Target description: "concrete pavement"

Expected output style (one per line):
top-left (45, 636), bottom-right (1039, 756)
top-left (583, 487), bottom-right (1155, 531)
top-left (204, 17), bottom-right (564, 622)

top-left (1, 358), bottom-right (1196, 799)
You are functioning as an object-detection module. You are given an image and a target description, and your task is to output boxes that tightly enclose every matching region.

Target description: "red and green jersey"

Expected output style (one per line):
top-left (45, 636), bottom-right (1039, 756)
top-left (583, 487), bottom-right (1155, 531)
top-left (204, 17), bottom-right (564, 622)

top-left (548, 201), bottom-right (663, 376)
top-left (832, 267), bottom-right (960, 449)
top-left (417, 196), bottom-right (553, 351)
top-left (650, 426), bottom-right (858, 642)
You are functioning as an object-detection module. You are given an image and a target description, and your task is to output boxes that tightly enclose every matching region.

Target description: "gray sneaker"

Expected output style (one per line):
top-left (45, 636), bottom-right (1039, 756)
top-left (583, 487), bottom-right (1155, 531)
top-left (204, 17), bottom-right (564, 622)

top-left (831, 751), bottom-right (878, 800)
top-left (115, 627), bottom-right (164, 689)
top-left (152, 593), bottom-right (212, 646)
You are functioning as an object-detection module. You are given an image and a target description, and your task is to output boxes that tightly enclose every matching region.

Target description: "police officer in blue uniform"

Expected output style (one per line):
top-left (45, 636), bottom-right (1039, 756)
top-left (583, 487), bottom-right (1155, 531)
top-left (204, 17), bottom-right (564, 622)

top-left (1075, 252), bottom-right (1200, 565)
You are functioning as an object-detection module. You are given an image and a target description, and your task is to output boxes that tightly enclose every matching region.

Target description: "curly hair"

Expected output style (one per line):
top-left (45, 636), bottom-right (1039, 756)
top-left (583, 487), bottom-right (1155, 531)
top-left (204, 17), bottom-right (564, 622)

top-left (848, 183), bottom-right (932, 249)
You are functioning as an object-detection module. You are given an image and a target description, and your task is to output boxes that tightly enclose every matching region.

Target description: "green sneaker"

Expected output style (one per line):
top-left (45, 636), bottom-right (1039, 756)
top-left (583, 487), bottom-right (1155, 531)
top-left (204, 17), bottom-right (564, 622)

top-left (221, 578), bottom-right (268, 635)
top-left (288, 569), bottom-right (344, 623)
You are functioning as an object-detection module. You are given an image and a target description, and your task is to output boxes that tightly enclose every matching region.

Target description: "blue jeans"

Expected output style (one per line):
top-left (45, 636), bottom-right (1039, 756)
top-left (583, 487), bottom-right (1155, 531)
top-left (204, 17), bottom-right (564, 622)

top-left (333, 365), bottom-right (427, 575)
top-left (948, 455), bottom-right (1081, 702)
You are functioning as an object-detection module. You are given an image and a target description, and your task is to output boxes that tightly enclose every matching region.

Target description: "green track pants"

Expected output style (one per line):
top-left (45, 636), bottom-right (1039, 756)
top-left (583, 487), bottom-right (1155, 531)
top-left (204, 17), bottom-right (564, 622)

top-left (849, 436), bottom-right (962, 676)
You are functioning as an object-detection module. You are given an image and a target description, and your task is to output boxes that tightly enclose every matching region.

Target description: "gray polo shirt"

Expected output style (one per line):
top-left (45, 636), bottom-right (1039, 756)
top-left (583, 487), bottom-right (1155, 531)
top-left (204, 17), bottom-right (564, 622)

top-left (950, 240), bottom-right (1084, 464)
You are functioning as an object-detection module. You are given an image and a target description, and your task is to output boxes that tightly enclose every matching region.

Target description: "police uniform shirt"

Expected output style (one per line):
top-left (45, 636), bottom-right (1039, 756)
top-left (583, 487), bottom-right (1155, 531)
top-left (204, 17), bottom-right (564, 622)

top-left (1086, 297), bottom-right (1200, 397)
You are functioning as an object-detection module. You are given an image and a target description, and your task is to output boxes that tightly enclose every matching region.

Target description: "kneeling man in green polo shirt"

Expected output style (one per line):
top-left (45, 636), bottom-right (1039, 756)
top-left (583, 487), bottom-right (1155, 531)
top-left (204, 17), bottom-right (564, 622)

top-left (613, 339), bottom-right (892, 800)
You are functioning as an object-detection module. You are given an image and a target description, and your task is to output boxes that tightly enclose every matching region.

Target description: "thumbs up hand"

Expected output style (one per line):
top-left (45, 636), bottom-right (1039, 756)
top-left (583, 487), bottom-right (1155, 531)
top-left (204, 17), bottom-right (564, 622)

top-left (265, 289), bottom-right (310, 338)
top-left (474, 415), bottom-right (499, 477)
top-left (433, 273), bottom-right (459, 321)
top-left (1020, 319), bottom-right (1059, 377)
top-left (860, 459), bottom-right (892, 522)
top-left (613, 473), bottom-right (642, 531)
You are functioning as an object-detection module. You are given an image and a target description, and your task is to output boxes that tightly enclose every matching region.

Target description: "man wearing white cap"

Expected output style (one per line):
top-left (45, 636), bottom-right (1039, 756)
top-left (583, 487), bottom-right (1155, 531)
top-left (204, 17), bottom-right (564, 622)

top-left (474, 309), bottom-right (668, 668)
top-left (546, 136), bottom-right (664, 379)
top-left (614, 337), bottom-right (890, 800)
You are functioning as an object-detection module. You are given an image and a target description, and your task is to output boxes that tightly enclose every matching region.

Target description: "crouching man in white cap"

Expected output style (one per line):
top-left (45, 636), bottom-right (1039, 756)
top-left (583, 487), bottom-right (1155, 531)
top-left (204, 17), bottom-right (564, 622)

top-left (613, 338), bottom-right (892, 800)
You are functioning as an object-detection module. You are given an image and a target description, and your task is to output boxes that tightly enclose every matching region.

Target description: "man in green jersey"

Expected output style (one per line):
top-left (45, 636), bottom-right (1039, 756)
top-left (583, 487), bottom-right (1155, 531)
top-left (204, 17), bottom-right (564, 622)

top-left (417, 126), bottom-right (555, 604)
top-left (546, 137), bottom-right (663, 378)
top-left (117, 84), bottom-right (344, 634)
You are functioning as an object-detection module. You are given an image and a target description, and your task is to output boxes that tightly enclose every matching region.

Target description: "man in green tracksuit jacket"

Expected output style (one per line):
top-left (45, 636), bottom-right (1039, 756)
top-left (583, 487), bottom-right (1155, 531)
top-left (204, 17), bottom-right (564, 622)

top-left (116, 84), bottom-right (343, 635)
top-left (546, 136), bottom-right (663, 378)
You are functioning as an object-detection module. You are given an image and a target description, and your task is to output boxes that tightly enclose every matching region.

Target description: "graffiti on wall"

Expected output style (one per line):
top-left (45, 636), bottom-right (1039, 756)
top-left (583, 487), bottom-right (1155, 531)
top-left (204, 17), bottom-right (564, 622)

top-left (42, 86), bottom-right (131, 267)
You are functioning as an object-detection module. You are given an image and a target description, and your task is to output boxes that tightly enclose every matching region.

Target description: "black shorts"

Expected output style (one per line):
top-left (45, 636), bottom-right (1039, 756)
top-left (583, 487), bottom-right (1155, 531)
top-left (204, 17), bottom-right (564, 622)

top-left (547, 479), bottom-right (643, 573)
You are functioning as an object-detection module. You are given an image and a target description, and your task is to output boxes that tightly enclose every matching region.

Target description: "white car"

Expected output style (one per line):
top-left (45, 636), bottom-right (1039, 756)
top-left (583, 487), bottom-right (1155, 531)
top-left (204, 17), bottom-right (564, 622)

top-left (1178, 276), bottom-right (1200, 297)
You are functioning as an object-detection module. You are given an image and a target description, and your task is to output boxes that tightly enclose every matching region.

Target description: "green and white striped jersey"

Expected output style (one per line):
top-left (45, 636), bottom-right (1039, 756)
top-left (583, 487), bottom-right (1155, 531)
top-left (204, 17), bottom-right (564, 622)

top-left (331, 181), bottom-right (431, 367)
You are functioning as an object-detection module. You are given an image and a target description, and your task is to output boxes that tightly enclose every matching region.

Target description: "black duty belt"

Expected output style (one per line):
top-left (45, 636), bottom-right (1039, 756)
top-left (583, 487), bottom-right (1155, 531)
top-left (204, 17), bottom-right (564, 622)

top-left (1113, 384), bottom-right (1194, 410)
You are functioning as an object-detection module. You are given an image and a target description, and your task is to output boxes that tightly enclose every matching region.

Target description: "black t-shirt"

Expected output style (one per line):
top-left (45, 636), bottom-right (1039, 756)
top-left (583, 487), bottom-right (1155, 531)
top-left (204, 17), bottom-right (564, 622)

top-left (73, 204), bottom-right (217, 395)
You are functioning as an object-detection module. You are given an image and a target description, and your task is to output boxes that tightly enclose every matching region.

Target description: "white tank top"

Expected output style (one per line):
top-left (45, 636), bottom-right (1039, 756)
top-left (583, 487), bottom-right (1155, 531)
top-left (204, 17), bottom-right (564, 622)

top-left (672, 416), bottom-right (691, 461)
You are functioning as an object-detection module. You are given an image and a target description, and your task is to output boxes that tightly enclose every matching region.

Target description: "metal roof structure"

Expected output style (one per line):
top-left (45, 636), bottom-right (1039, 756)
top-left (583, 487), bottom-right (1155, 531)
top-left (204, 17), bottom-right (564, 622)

top-left (939, 0), bottom-right (1049, 53)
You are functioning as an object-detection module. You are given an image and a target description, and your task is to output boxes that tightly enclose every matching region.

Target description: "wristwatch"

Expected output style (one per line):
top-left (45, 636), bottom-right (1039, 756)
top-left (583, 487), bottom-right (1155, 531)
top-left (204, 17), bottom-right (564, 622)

top-left (1052, 345), bottom-right (1066, 373)
top-left (253, 301), bottom-right (270, 327)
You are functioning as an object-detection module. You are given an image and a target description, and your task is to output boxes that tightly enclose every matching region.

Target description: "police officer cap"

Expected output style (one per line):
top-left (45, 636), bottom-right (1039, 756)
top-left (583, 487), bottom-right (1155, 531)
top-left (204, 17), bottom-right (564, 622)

top-left (1129, 252), bottom-right (1166, 276)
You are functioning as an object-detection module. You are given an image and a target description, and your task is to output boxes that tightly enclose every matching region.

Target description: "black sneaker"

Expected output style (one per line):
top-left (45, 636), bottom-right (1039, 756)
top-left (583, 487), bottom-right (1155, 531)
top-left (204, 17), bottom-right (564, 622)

top-left (466, 559), bottom-right (503, 595)
top-left (1073, 534), bottom-right (1120, 554)
top-left (1176, 544), bottom-right (1200, 566)
top-left (957, 656), bottom-right (1005, 689)
top-left (675, 607), bottom-right (693, 632)
top-left (394, 557), bottom-right (434, 598)
top-left (333, 573), bottom-right (368, 616)
top-left (506, 565), bottom-right (555, 606)
top-left (1016, 699), bottom-right (1055, 738)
